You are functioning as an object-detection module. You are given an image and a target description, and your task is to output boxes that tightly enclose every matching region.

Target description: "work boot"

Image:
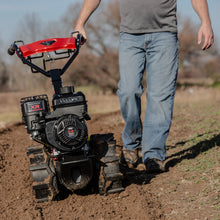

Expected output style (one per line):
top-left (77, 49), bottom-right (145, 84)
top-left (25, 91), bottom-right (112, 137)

top-left (145, 158), bottom-right (166, 173)
top-left (120, 148), bottom-right (139, 167)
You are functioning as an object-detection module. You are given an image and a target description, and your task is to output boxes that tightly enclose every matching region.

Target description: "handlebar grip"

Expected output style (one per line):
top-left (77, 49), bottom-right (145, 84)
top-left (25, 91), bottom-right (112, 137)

top-left (71, 32), bottom-right (86, 45)
top-left (8, 45), bottom-right (15, 56)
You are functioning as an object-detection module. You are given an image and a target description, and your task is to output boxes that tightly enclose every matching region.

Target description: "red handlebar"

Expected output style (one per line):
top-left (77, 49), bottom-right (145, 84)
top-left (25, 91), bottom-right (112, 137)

top-left (8, 34), bottom-right (84, 76)
top-left (19, 37), bottom-right (77, 57)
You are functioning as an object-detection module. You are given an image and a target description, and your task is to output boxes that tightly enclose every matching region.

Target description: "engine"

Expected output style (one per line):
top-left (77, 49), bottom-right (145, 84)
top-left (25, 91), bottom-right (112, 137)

top-left (20, 86), bottom-right (90, 153)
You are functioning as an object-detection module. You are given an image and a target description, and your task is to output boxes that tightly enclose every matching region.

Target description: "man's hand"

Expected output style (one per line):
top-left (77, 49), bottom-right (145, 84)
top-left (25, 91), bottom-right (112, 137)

top-left (198, 23), bottom-right (214, 50)
top-left (191, 0), bottom-right (214, 50)
top-left (72, 26), bottom-right (87, 45)
top-left (72, 0), bottom-right (101, 43)
top-left (73, 26), bottom-right (87, 41)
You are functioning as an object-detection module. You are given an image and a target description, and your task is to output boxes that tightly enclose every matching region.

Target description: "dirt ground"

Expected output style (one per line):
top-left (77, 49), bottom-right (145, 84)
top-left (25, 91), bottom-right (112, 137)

top-left (0, 87), bottom-right (220, 220)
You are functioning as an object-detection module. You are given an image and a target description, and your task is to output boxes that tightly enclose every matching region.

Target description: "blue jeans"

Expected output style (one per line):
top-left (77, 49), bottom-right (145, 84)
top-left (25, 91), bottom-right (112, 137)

top-left (117, 32), bottom-right (178, 163)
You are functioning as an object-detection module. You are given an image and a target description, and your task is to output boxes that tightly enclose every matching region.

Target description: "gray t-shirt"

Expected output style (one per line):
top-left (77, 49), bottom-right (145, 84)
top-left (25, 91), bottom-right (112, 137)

top-left (120, 0), bottom-right (177, 33)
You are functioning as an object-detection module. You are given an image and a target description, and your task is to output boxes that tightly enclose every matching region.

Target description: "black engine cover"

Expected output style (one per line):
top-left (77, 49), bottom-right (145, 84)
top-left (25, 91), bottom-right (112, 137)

top-left (21, 88), bottom-right (90, 152)
top-left (45, 114), bottom-right (88, 152)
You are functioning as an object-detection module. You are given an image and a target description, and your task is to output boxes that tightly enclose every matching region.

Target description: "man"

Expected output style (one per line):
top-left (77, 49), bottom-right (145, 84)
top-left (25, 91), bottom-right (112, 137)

top-left (74, 0), bottom-right (214, 173)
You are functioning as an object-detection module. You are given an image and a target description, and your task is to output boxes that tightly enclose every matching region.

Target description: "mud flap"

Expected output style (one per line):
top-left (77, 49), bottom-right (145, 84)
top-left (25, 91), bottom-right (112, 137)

top-left (90, 134), bottom-right (124, 195)
top-left (26, 145), bottom-right (59, 202)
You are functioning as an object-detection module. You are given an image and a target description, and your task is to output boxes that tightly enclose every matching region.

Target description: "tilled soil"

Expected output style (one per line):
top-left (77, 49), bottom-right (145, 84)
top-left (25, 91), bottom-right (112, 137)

top-left (0, 88), bottom-right (220, 220)
top-left (0, 119), bottom-right (164, 220)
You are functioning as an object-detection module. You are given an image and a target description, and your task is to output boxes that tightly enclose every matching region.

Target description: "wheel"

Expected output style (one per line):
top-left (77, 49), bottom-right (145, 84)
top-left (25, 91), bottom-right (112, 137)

top-left (89, 134), bottom-right (124, 195)
top-left (26, 145), bottom-right (59, 202)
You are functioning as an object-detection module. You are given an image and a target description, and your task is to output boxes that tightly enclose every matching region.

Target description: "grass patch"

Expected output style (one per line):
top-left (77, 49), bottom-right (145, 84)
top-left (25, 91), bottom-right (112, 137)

top-left (179, 144), bottom-right (219, 172)
top-left (178, 145), bottom-right (220, 210)
top-left (212, 81), bottom-right (220, 88)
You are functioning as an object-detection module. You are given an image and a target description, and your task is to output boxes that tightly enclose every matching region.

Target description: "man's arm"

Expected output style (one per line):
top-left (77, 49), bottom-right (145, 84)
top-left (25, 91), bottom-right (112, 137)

top-left (73, 0), bottom-right (101, 40)
top-left (191, 0), bottom-right (214, 50)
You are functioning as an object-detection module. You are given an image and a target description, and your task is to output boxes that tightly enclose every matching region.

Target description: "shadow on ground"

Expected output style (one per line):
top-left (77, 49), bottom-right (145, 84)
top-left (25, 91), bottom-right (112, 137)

top-left (120, 132), bottom-right (220, 188)
top-left (166, 132), bottom-right (220, 168)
